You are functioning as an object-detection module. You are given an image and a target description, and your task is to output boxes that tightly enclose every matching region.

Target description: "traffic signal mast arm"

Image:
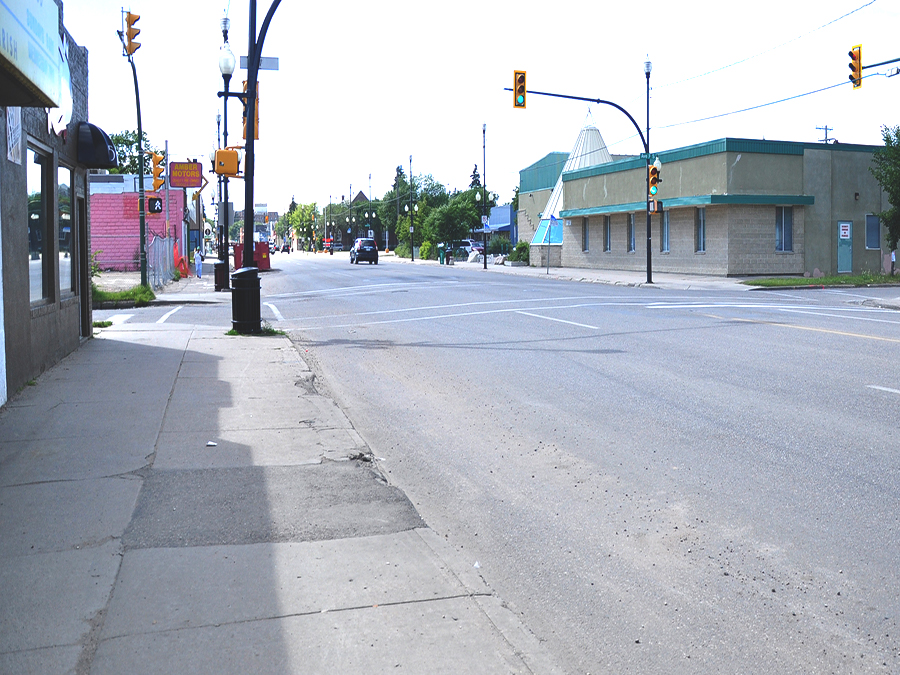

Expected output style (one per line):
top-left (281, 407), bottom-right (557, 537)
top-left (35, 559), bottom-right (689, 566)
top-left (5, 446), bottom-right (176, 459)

top-left (504, 85), bottom-right (647, 152)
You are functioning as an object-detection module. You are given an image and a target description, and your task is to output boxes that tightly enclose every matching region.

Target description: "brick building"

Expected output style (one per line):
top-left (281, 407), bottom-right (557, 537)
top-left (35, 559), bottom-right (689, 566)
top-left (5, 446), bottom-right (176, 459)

top-left (89, 174), bottom-right (186, 271)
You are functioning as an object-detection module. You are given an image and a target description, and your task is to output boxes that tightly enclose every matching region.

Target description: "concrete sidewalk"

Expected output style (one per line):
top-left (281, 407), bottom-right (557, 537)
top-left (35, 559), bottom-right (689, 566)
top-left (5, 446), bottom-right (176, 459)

top-left (0, 324), bottom-right (563, 674)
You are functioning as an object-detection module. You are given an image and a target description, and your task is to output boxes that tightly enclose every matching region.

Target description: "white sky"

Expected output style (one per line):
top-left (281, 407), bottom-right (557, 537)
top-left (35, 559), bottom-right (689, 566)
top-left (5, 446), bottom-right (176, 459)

top-left (62, 0), bottom-right (898, 215)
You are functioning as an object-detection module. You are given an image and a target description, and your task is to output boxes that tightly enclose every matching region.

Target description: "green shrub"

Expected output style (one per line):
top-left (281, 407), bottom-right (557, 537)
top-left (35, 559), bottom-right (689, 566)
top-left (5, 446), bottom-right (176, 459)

top-left (419, 241), bottom-right (434, 260)
top-left (394, 243), bottom-right (411, 258)
top-left (487, 237), bottom-right (509, 255)
top-left (508, 240), bottom-right (530, 262)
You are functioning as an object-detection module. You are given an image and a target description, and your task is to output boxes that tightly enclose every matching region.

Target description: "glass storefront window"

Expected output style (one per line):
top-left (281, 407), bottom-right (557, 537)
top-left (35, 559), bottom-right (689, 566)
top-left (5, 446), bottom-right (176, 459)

top-left (58, 166), bottom-right (73, 294)
top-left (27, 148), bottom-right (48, 303)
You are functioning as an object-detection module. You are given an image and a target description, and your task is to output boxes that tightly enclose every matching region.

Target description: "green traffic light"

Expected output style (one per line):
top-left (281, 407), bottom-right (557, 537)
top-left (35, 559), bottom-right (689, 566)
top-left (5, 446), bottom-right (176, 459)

top-left (517, 95), bottom-right (524, 105)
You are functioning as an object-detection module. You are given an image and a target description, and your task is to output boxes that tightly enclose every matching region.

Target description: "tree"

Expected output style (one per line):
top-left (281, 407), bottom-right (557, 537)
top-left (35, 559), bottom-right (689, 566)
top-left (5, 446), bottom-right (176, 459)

top-left (425, 200), bottom-right (475, 244)
top-left (511, 185), bottom-right (519, 212)
top-left (870, 125), bottom-right (900, 251)
top-left (109, 130), bottom-right (162, 175)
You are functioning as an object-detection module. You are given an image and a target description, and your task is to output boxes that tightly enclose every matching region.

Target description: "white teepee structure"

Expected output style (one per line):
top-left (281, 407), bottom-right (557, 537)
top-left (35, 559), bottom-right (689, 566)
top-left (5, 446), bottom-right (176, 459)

top-left (531, 124), bottom-right (612, 246)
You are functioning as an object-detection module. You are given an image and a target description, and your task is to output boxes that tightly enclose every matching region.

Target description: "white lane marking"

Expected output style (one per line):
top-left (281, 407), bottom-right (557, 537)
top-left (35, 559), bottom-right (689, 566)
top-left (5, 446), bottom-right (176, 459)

top-left (516, 311), bottom-right (600, 330)
top-left (264, 302), bottom-right (285, 321)
top-left (156, 306), bottom-right (182, 324)
top-left (867, 385), bottom-right (900, 395)
top-left (108, 314), bottom-right (134, 325)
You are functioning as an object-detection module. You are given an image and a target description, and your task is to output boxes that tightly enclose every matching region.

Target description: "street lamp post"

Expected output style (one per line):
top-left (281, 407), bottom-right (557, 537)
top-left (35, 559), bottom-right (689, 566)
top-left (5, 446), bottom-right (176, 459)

top-left (482, 123), bottom-right (487, 270)
top-left (644, 58), bottom-right (652, 284)
top-left (405, 202), bottom-right (418, 260)
top-left (215, 27), bottom-right (236, 292)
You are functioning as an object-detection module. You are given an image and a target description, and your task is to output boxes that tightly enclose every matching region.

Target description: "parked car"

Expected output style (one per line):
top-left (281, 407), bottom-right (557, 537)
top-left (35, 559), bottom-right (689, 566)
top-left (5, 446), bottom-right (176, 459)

top-left (459, 238), bottom-right (484, 254)
top-left (333, 240), bottom-right (344, 251)
top-left (281, 242), bottom-right (291, 253)
top-left (350, 238), bottom-right (378, 264)
top-left (269, 242), bottom-right (277, 254)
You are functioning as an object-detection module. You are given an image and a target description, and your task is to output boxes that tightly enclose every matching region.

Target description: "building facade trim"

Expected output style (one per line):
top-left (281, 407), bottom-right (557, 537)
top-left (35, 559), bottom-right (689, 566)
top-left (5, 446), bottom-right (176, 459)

top-left (561, 194), bottom-right (815, 218)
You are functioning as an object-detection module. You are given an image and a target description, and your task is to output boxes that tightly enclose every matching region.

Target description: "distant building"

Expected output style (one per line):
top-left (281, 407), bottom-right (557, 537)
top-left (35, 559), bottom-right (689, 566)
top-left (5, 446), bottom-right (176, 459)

top-left (488, 205), bottom-right (516, 244)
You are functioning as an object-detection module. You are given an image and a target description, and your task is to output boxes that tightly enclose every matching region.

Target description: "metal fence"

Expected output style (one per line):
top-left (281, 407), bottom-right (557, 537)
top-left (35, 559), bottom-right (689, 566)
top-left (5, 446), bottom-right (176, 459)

top-left (147, 236), bottom-right (176, 290)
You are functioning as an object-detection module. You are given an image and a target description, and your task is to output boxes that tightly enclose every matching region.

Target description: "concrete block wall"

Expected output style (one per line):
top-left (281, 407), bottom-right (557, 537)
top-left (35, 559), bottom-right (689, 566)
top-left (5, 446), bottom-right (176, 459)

top-left (90, 192), bottom-right (184, 271)
top-left (726, 205), bottom-right (804, 276)
top-left (560, 205), bottom-right (810, 276)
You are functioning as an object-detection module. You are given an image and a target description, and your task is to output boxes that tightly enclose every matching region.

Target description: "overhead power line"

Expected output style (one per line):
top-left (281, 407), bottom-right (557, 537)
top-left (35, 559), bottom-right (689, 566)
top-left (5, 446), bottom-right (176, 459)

top-left (658, 76), bottom-right (868, 130)
top-left (657, 0), bottom-right (878, 89)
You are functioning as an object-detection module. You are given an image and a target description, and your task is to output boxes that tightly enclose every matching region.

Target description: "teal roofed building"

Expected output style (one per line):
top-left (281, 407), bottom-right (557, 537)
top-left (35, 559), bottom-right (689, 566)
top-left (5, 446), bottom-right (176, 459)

top-left (518, 136), bottom-right (890, 277)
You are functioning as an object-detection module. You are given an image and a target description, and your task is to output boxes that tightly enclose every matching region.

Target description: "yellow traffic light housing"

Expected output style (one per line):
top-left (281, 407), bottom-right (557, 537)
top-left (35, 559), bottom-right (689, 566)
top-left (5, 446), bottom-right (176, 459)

top-left (148, 151), bottom-right (165, 191)
top-left (514, 70), bottom-right (526, 109)
top-left (214, 148), bottom-right (240, 176)
top-left (242, 81), bottom-right (260, 140)
top-left (848, 45), bottom-right (862, 89)
top-left (648, 165), bottom-right (660, 196)
top-left (125, 12), bottom-right (141, 55)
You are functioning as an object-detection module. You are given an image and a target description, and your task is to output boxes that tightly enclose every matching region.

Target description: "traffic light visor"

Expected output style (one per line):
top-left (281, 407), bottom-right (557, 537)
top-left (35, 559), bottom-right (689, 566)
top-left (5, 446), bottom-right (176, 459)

top-left (125, 12), bottom-right (140, 55)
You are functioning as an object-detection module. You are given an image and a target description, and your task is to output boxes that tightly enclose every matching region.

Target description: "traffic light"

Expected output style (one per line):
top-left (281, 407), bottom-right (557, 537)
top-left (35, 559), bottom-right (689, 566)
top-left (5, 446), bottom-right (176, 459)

top-left (148, 151), bottom-right (165, 191)
top-left (848, 45), bottom-right (862, 89)
top-left (148, 197), bottom-right (162, 213)
top-left (242, 81), bottom-right (260, 140)
top-left (514, 70), bottom-right (526, 109)
top-left (125, 12), bottom-right (140, 55)
top-left (214, 148), bottom-right (239, 176)
top-left (648, 165), bottom-right (660, 196)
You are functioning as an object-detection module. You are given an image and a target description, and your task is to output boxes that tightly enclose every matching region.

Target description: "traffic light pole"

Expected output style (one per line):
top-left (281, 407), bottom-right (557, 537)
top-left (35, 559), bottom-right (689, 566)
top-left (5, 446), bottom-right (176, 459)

top-left (504, 85), bottom-right (653, 283)
top-left (127, 51), bottom-right (148, 287)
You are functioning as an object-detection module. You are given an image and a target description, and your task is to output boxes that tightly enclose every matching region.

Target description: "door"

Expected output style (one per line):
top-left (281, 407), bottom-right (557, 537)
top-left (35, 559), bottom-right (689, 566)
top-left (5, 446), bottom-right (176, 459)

top-left (838, 221), bottom-right (852, 273)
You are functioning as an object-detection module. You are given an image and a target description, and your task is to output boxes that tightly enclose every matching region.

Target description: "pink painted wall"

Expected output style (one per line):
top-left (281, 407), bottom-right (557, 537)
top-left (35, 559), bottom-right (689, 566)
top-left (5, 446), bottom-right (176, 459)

top-left (90, 191), bottom-right (184, 271)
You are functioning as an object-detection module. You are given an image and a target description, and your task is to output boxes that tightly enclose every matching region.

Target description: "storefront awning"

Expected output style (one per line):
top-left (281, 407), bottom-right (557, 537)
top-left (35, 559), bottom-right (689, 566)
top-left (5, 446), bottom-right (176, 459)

top-left (77, 122), bottom-right (118, 169)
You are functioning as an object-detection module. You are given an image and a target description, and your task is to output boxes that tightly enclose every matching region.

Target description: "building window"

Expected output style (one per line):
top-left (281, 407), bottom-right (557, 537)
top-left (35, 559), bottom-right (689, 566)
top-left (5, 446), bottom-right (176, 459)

top-left (866, 214), bottom-right (881, 250)
top-left (661, 211), bottom-right (670, 253)
top-left (603, 215), bottom-right (611, 252)
top-left (695, 207), bottom-right (706, 253)
top-left (582, 217), bottom-right (589, 252)
top-left (776, 206), bottom-right (793, 252)
top-left (628, 214), bottom-right (635, 253)
top-left (28, 146), bottom-right (51, 304)
top-left (58, 165), bottom-right (74, 295)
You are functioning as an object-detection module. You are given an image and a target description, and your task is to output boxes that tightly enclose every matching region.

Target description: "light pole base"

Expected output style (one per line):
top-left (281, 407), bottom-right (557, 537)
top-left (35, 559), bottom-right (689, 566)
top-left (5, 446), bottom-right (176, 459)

top-left (214, 261), bottom-right (230, 291)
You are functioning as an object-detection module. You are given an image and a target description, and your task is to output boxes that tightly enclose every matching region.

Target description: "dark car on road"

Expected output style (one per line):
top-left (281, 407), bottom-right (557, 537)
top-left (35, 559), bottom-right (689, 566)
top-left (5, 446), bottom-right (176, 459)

top-left (350, 238), bottom-right (378, 264)
top-left (281, 242), bottom-right (291, 253)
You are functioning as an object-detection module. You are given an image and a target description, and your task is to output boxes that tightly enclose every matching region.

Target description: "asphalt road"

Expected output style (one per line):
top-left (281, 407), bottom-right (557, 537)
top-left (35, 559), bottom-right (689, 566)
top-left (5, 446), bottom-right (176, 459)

top-left (100, 254), bottom-right (900, 674)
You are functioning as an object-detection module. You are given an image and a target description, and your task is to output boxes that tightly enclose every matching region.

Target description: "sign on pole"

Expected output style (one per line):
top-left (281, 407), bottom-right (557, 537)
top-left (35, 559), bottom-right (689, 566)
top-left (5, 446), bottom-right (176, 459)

top-left (168, 162), bottom-right (203, 188)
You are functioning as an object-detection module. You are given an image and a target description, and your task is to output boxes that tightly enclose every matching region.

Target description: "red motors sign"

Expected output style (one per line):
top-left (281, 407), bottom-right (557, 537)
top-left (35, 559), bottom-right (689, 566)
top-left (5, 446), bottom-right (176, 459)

top-left (168, 162), bottom-right (203, 188)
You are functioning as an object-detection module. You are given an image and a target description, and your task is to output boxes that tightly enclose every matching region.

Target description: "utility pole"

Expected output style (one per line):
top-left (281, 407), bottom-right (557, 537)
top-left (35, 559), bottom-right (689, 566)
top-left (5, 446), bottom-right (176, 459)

top-left (119, 11), bottom-right (148, 287)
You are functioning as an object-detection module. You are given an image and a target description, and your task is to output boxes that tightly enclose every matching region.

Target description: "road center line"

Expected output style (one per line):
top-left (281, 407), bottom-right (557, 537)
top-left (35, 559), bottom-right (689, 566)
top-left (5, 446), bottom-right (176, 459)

top-left (156, 307), bottom-right (182, 324)
top-left (731, 317), bottom-right (900, 343)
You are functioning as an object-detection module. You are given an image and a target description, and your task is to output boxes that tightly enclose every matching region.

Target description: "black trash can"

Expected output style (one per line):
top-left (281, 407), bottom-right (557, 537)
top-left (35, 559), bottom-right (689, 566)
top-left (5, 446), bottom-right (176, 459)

top-left (231, 267), bottom-right (261, 333)
top-left (214, 261), bottom-right (230, 291)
